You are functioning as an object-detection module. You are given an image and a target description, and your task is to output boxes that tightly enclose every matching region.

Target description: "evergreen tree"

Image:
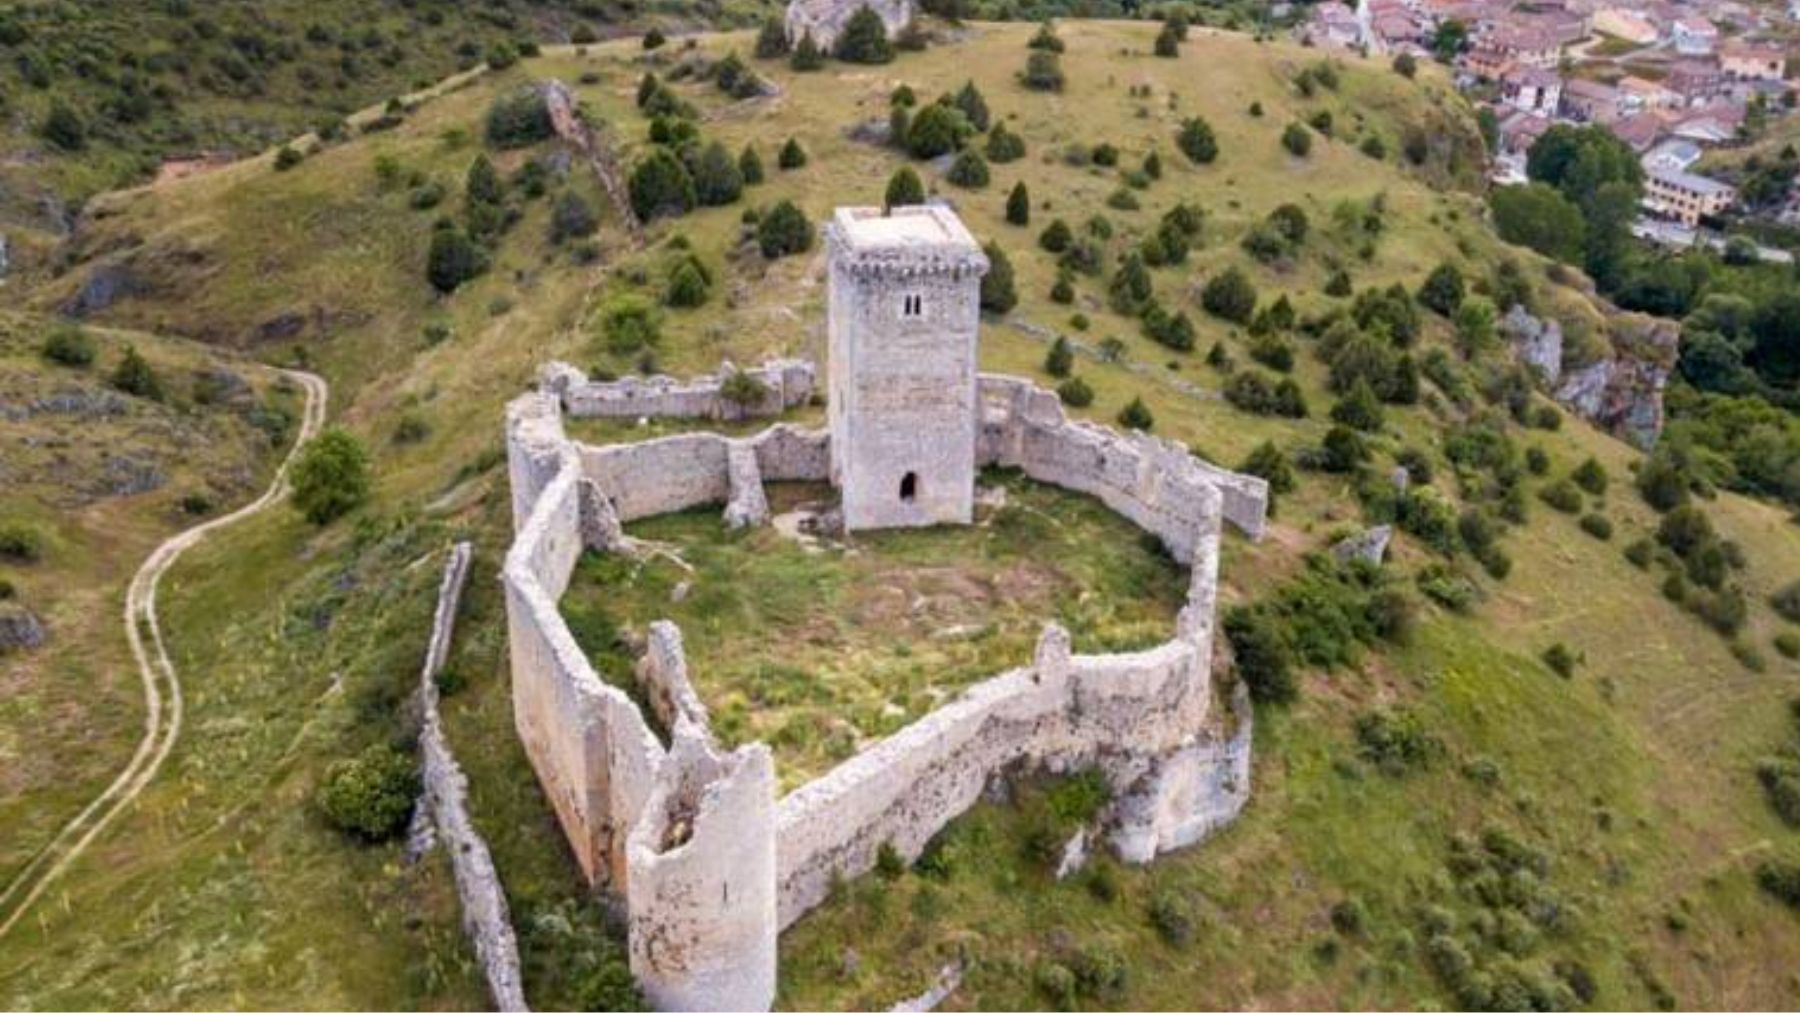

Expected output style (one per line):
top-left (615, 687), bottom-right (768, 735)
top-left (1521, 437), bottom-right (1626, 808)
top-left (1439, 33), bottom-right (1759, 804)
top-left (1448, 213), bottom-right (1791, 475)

top-left (986, 122), bottom-right (1026, 162)
top-left (628, 148), bottom-right (697, 221)
top-left (755, 15), bottom-right (790, 59)
top-left (946, 149), bottom-right (989, 188)
top-left (790, 31), bottom-right (825, 70)
top-left (109, 345), bottom-right (163, 400)
top-left (757, 200), bottom-right (814, 258)
top-left (691, 141), bottom-right (745, 206)
top-left (549, 190), bottom-right (598, 244)
top-left (906, 102), bottom-right (969, 158)
top-left (1118, 396), bottom-right (1155, 431)
top-left (1282, 121), bottom-right (1313, 157)
top-left (1021, 50), bottom-right (1064, 91)
top-left (1142, 150), bottom-right (1163, 180)
top-left (427, 225), bottom-right (489, 293)
top-left (666, 258), bottom-right (711, 308)
top-left (40, 100), bottom-right (86, 151)
top-left (739, 144), bottom-right (765, 184)
top-left (1417, 261), bottom-right (1466, 316)
top-left (778, 137), bottom-right (808, 169)
top-left (1177, 116), bottom-right (1218, 164)
top-left (1154, 21), bottom-right (1181, 57)
top-left (1005, 181), bottom-right (1030, 225)
top-left (1045, 335), bottom-right (1074, 378)
top-left (980, 242), bottom-right (1017, 313)
top-left (1202, 267), bottom-right (1258, 323)
top-left (1108, 251), bottom-right (1154, 315)
top-left (884, 166), bottom-right (925, 211)
top-left (834, 6), bottom-right (895, 64)
top-left (1330, 379), bottom-right (1386, 432)
top-left (953, 80), bottom-right (991, 132)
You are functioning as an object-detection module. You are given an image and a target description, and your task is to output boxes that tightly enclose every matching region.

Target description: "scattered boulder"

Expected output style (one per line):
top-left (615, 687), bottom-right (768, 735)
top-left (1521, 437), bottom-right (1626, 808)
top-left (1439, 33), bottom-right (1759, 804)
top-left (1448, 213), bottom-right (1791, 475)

top-left (1332, 525), bottom-right (1392, 566)
top-left (1389, 465), bottom-right (1410, 494)
top-left (254, 311), bottom-right (307, 344)
top-left (0, 603), bottom-right (46, 653)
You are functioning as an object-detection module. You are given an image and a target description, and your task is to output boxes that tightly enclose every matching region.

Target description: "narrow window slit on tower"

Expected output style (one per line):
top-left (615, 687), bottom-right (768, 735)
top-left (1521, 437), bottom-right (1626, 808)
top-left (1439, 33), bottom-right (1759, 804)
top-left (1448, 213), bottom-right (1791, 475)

top-left (902, 293), bottom-right (923, 317)
top-left (899, 472), bottom-right (918, 502)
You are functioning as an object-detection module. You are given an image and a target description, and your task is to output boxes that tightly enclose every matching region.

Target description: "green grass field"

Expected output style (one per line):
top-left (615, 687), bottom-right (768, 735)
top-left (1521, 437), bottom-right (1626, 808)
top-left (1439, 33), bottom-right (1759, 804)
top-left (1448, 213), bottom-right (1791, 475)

top-left (3, 19), bottom-right (1799, 1011)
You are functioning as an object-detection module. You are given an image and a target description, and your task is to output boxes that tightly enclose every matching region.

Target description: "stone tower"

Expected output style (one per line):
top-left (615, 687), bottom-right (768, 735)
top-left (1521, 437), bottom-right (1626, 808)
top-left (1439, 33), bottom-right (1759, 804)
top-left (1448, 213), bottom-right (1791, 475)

top-left (825, 205), bottom-right (989, 531)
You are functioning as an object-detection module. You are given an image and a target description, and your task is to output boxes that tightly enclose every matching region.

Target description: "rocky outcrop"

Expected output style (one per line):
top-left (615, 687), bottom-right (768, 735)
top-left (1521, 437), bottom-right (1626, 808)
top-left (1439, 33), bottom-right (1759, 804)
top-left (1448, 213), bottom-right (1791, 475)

top-left (1553, 314), bottom-right (1678, 450)
top-left (785, 0), bottom-right (915, 49)
top-left (1502, 304), bottom-right (1563, 384)
top-left (1505, 305), bottom-right (1677, 450)
top-left (1332, 525), bottom-right (1392, 566)
top-left (0, 604), bottom-right (46, 653)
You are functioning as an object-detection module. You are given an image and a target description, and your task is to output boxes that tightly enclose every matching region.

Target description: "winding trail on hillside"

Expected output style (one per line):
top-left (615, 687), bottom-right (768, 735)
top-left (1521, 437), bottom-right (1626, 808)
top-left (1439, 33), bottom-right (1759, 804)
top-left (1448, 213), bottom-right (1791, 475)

top-left (0, 368), bottom-right (329, 941)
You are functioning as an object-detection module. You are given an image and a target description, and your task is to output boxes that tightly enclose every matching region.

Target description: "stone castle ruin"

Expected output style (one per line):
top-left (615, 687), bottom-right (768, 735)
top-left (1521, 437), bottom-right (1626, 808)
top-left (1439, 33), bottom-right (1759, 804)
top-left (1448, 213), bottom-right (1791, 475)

top-left (501, 205), bottom-right (1268, 1011)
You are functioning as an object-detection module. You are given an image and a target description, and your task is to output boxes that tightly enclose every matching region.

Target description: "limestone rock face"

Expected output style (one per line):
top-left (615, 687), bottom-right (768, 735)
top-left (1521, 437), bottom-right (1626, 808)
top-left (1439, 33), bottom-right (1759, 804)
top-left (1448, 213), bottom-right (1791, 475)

top-left (1553, 315), bottom-right (1678, 450)
top-left (1502, 304), bottom-right (1563, 384)
top-left (0, 604), bottom-right (46, 653)
top-left (785, 0), bottom-right (915, 50)
top-left (1333, 525), bottom-right (1392, 566)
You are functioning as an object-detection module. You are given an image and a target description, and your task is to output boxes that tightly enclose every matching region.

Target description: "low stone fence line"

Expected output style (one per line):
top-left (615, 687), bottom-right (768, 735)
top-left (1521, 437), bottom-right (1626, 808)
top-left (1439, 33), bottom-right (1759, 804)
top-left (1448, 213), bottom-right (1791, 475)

top-left (418, 542), bottom-right (528, 1012)
top-left (500, 359), bottom-right (1264, 1012)
top-left (542, 80), bottom-right (643, 243)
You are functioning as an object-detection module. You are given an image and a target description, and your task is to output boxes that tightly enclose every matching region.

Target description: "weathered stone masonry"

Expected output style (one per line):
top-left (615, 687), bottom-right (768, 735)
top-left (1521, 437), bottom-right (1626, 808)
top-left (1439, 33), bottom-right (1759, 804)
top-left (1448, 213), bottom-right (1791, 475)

top-left (501, 359), bottom-right (1268, 1011)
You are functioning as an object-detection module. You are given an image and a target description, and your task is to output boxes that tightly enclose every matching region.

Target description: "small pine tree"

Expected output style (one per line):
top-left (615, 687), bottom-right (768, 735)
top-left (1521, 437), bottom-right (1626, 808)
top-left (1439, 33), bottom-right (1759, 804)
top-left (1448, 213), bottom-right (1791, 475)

top-left (1045, 336), bottom-right (1074, 378)
top-left (691, 141), bottom-right (745, 206)
top-left (1417, 262), bottom-right (1466, 316)
top-left (1021, 50), bottom-right (1064, 91)
top-left (1153, 21), bottom-right (1180, 57)
top-left (755, 15), bottom-right (791, 58)
top-left (110, 345), bottom-right (163, 401)
top-left (549, 190), bottom-right (598, 244)
top-left (790, 31), bottom-right (825, 70)
top-left (757, 200), bottom-right (814, 258)
top-left (884, 166), bottom-right (925, 211)
top-left (1142, 150), bottom-right (1163, 180)
top-left (1005, 181), bottom-right (1030, 225)
top-left (1282, 121), bottom-right (1313, 157)
top-left (953, 80), bottom-right (991, 132)
top-left (1118, 396), bottom-right (1155, 431)
top-left (985, 122), bottom-right (1026, 162)
top-left (666, 258), bottom-right (711, 308)
top-left (946, 149), bottom-right (990, 188)
top-left (739, 144), bottom-right (765, 184)
top-left (1329, 379), bottom-right (1385, 432)
top-left (1202, 267), bottom-right (1258, 323)
top-left (427, 225), bottom-right (489, 293)
top-left (778, 137), bottom-right (808, 169)
top-left (1050, 275), bottom-right (1074, 303)
top-left (40, 100), bottom-right (87, 151)
top-left (834, 5), bottom-right (895, 63)
top-left (642, 28), bottom-right (667, 50)
top-left (1177, 117), bottom-right (1218, 164)
top-left (980, 242), bottom-right (1017, 314)
top-left (628, 148), bottom-right (697, 220)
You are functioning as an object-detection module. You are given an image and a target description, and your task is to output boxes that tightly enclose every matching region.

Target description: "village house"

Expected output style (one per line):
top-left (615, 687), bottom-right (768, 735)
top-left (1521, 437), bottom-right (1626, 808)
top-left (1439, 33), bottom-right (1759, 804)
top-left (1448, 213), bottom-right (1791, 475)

top-left (1619, 74), bottom-right (1681, 111)
top-left (1642, 137), bottom-right (1704, 174)
top-left (1501, 64), bottom-right (1565, 114)
top-left (1497, 109), bottom-right (1555, 156)
top-left (1672, 15), bottom-right (1719, 54)
top-left (1309, 2), bottom-right (1364, 49)
top-left (1592, 5), bottom-right (1660, 43)
top-left (1562, 77), bottom-right (1626, 122)
top-left (1720, 40), bottom-right (1788, 82)
top-left (1644, 167), bottom-right (1737, 224)
top-left (1666, 59), bottom-right (1727, 103)
top-left (1485, 26), bottom-right (1563, 67)
top-left (1611, 110), bottom-right (1667, 150)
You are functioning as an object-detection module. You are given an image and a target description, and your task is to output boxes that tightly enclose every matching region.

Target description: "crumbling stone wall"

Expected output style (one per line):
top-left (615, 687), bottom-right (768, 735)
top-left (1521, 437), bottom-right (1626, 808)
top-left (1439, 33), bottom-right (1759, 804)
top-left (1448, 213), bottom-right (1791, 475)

top-left (543, 359), bottom-right (815, 422)
top-left (501, 361), bottom-right (1261, 1013)
top-left (417, 542), bottom-right (528, 1012)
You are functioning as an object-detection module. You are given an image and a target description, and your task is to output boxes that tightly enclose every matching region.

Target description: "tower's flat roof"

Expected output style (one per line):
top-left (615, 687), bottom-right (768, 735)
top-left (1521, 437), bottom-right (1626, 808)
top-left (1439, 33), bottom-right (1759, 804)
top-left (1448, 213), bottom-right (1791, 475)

top-left (832, 205), bottom-right (982, 255)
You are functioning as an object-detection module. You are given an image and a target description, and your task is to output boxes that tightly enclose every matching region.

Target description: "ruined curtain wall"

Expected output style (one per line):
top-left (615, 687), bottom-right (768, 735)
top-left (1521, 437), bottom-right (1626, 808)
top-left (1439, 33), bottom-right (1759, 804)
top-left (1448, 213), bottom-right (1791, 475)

top-left (544, 360), bottom-right (816, 422)
top-left (504, 400), bottom-right (667, 888)
top-left (977, 376), bottom-right (1269, 548)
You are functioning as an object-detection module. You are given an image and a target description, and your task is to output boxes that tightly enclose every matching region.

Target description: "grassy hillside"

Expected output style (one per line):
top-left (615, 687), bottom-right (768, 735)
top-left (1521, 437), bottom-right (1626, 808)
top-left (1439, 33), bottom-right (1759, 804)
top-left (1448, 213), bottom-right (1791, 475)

top-left (3, 19), bottom-right (1799, 1011)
